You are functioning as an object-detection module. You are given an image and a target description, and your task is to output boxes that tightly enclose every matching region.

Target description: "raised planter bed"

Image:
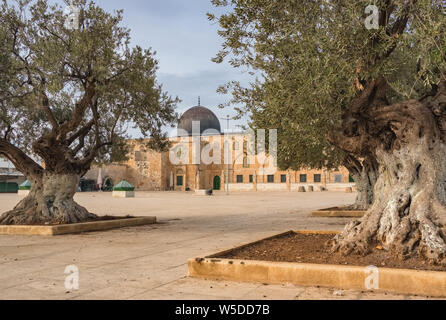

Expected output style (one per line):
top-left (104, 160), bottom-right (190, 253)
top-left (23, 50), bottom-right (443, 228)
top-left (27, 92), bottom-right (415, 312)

top-left (188, 231), bottom-right (446, 297)
top-left (311, 207), bottom-right (366, 217)
top-left (0, 216), bottom-right (156, 236)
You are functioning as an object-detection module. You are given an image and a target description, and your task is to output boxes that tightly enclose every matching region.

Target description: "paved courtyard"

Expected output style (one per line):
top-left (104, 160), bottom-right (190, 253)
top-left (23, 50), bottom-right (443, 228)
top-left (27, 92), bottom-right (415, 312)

top-left (0, 191), bottom-right (437, 300)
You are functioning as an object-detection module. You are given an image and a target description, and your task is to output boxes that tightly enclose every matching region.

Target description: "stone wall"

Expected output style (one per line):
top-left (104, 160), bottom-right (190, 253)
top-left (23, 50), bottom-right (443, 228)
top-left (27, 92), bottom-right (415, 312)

top-left (85, 142), bottom-right (164, 191)
top-left (126, 143), bottom-right (163, 190)
top-left (85, 136), bottom-right (355, 192)
top-left (84, 164), bottom-right (129, 187)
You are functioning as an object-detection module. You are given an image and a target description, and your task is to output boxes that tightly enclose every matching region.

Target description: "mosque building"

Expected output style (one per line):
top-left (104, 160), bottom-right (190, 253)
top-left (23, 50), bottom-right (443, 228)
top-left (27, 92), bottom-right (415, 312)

top-left (84, 104), bottom-right (353, 192)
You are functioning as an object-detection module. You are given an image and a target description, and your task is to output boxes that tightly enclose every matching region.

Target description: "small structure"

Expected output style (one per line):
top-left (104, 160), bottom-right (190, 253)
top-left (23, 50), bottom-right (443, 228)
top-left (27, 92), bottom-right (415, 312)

top-left (18, 180), bottom-right (31, 196)
top-left (112, 180), bottom-right (135, 198)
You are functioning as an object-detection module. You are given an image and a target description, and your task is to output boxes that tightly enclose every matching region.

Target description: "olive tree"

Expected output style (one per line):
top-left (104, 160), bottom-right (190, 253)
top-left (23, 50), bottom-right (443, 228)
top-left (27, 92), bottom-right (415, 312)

top-left (210, 0), bottom-right (446, 263)
top-left (0, 0), bottom-right (178, 225)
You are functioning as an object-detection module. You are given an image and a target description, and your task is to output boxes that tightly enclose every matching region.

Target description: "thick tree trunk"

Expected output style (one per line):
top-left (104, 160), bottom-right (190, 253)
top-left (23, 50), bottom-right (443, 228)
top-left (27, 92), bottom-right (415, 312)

top-left (350, 171), bottom-right (375, 210)
top-left (330, 86), bottom-right (446, 265)
top-left (344, 156), bottom-right (378, 210)
top-left (0, 172), bottom-right (97, 225)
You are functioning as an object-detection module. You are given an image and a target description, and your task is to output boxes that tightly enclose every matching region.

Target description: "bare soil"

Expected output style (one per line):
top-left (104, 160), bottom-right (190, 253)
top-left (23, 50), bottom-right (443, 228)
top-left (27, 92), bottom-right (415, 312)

top-left (217, 232), bottom-right (446, 272)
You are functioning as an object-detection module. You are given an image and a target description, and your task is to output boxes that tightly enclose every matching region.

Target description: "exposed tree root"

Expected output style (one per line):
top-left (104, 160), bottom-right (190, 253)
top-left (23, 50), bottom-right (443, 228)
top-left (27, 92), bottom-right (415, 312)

top-left (0, 196), bottom-right (97, 225)
top-left (0, 173), bottom-right (97, 225)
top-left (331, 131), bottom-right (446, 265)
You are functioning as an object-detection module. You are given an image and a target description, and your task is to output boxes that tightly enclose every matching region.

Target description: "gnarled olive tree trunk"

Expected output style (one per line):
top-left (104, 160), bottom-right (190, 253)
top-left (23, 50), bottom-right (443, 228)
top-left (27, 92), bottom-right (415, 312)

top-left (0, 131), bottom-right (98, 225)
top-left (0, 172), bottom-right (96, 225)
top-left (329, 80), bottom-right (446, 265)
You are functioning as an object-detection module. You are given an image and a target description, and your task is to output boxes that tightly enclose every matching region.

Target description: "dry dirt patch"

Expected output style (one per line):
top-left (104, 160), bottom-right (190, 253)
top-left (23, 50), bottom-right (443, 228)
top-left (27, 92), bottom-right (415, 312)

top-left (217, 232), bottom-right (446, 272)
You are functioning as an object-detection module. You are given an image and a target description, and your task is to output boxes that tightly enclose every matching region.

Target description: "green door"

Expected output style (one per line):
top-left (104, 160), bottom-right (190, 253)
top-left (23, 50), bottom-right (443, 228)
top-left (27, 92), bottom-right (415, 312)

top-left (213, 176), bottom-right (221, 190)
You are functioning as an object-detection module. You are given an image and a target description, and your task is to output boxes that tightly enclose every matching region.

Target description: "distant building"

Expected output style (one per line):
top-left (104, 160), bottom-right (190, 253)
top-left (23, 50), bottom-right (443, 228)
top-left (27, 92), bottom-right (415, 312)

top-left (85, 105), bottom-right (354, 192)
top-left (0, 158), bottom-right (26, 193)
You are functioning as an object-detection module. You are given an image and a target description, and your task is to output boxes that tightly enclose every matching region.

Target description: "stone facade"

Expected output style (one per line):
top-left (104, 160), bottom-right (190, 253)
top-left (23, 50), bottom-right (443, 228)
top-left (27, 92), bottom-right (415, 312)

top-left (84, 143), bottom-right (164, 191)
top-left (86, 134), bottom-right (353, 192)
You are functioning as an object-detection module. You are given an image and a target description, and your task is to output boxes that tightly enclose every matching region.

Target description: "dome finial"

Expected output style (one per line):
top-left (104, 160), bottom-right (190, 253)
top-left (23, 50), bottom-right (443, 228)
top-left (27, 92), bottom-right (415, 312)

top-left (198, 96), bottom-right (201, 106)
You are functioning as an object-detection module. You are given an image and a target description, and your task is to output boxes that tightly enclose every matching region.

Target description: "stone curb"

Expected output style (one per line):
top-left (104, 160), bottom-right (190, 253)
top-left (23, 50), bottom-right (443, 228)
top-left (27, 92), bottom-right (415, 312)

top-left (188, 230), bottom-right (446, 297)
top-left (0, 216), bottom-right (156, 236)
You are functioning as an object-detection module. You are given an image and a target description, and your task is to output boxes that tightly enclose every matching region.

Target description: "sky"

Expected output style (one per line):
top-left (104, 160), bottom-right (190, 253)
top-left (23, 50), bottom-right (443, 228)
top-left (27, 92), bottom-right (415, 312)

top-left (89, 0), bottom-right (252, 137)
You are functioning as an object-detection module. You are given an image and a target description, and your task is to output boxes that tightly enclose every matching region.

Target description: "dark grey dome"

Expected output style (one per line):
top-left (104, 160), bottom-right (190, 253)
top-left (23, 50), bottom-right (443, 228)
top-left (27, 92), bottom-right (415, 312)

top-left (177, 106), bottom-right (221, 136)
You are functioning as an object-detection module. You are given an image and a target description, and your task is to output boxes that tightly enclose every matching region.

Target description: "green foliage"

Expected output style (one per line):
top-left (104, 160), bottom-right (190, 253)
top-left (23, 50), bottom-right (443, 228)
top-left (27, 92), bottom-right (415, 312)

top-left (210, 0), bottom-right (445, 170)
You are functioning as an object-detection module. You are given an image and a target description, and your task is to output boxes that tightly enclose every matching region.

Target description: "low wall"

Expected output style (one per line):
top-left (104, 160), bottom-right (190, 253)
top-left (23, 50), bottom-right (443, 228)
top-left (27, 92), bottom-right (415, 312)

top-left (227, 183), bottom-right (255, 191)
top-left (256, 183), bottom-right (288, 191)
top-left (291, 183), bottom-right (355, 191)
top-left (326, 183), bottom-right (356, 191)
top-left (223, 182), bottom-right (356, 192)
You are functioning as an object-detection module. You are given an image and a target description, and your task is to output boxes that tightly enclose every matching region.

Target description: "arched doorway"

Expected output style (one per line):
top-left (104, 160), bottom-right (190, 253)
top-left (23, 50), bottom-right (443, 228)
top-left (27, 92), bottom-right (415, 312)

top-left (103, 177), bottom-right (113, 192)
top-left (213, 176), bottom-right (221, 190)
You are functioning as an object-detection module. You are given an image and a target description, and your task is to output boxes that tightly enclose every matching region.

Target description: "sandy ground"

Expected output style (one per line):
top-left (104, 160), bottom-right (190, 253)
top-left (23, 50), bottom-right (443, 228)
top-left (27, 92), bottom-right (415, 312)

top-left (0, 191), bottom-right (439, 300)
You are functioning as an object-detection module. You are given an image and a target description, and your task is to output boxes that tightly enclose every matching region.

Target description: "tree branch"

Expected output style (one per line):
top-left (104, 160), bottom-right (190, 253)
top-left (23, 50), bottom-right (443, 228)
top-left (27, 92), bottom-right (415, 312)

top-left (66, 119), bottom-right (95, 146)
top-left (3, 124), bottom-right (12, 140)
top-left (350, 78), bottom-right (389, 114)
top-left (388, 0), bottom-right (417, 36)
top-left (39, 90), bottom-right (59, 129)
top-left (379, 0), bottom-right (418, 60)
top-left (326, 128), bottom-right (367, 155)
top-left (0, 138), bottom-right (43, 179)
top-left (58, 83), bottom-right (96, 139)
top-left (343, 154), bottom-right (363, 177)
